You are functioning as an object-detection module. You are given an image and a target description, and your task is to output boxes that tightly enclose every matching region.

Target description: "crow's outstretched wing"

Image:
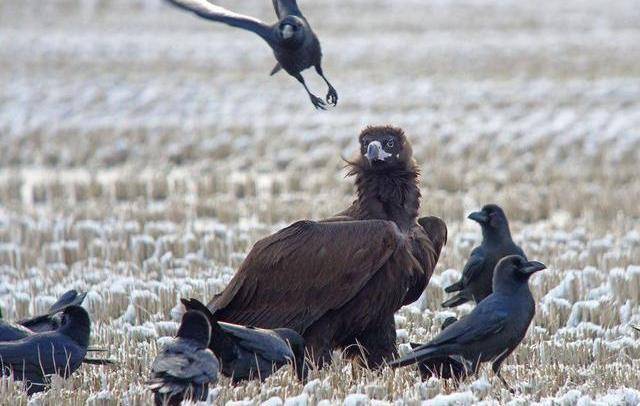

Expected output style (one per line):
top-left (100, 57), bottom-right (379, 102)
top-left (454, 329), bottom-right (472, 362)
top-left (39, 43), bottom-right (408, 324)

top-left (272, 0), bottom-right (303, 19)
top-left (166, 0), bottom-right (274, 42)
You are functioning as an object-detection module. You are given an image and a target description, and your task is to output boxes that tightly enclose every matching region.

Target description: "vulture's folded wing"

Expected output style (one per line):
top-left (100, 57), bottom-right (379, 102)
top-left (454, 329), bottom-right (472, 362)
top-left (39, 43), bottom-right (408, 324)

top-left (165, 0), bottom-right (274, 42)
top-left (210, 220), bottom-right (407, 332)
top-left (272, 0), bottom-right (303, 19)
top-left (402, 218), bottom-right (448, 305)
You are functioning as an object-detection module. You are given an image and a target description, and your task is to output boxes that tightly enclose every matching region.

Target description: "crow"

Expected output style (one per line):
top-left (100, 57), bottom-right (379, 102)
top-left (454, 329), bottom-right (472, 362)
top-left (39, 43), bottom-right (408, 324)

top-left (442, 204), bottom-right (526, 308)
top-left (164, 0), bottom-right (337, 110)
top-left (0, 290), bottom-right (113, 366)
top-left (390, 256), bottom-right (546, 393)
top-left (18, 289), bottom-right (87, 333)
top-left (181, 298), bottom-right (305, 381)
top-left (409, 317), bottom-right (471, 381)
top-left (0, 306), bottom-right (93, 395)
top-left (209, 126), bottom-right (447, 369)
top-left (149, 310), bottom-right (219, 406)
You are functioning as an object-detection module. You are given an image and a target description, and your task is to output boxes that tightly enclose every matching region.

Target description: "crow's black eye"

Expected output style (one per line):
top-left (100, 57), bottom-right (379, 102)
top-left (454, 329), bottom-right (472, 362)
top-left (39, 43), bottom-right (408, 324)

top-left (385, 139), bottom-right (394, 148)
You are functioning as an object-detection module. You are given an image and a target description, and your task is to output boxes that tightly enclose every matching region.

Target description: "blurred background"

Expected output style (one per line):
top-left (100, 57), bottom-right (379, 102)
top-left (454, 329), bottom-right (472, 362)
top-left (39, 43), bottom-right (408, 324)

top-left (1, 0), bottom-right (640, 403)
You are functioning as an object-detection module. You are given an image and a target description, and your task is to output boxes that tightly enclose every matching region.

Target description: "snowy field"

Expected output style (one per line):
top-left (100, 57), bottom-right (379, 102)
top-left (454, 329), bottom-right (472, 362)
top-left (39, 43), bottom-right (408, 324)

top-left (1, 0), bottom-right (640, 404)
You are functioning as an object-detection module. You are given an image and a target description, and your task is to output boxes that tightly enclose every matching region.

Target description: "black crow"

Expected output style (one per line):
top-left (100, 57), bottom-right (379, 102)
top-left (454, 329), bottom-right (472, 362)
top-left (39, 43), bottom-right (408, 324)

top-left (209, 126), bottom-right (447, 369)
top-left (0, 292), bottom-right (114, 366)
top-left (19, 289), bottom-right (87, 333)
top-left (442, 204), bottom-right (526, 308)
top-left (164, 0), bottom-right (337, 110)
top-left (181, 298), bottom-right (304, 381)
top-left (391, 256), bottom-right (545, 392)
top-left (409, 317), bottom-right (471, 381)
top-left (0, 306), bottom-right (92, 395)
top-left (149, 310), bottom-right (219, 406)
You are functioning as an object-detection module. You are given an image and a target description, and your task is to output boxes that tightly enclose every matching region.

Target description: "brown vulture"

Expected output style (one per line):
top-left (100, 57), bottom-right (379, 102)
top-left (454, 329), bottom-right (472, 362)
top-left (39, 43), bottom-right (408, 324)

top-left (208, 126), bottom-right (447, 368)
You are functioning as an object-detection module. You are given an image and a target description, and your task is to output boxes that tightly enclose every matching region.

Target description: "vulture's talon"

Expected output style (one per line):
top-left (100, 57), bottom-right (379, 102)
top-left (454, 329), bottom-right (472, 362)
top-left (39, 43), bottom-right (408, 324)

top-left (326, 87), bottom-right (338, 106)
top-left (310, 95), bottom-right (327, 110)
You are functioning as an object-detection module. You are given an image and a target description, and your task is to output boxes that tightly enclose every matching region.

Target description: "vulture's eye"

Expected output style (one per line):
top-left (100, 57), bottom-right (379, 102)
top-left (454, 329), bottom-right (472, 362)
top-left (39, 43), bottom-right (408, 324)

top-left (385, 139), bottom-right (394, 148)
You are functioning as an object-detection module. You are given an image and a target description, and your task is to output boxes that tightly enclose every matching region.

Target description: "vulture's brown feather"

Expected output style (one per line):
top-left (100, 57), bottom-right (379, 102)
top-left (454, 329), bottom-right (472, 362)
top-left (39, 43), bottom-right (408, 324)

top-left (209, 126), bottom-right (446, 369)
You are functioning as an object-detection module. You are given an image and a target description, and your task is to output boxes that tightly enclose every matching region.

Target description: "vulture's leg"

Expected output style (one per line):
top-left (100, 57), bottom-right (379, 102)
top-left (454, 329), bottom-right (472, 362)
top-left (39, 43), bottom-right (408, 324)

top-left (353, 316), bottom-right (398, 369)
top-left (315, 65), bottom-right (338, 106)
top-left (302, 325), bottom-right (334, 371)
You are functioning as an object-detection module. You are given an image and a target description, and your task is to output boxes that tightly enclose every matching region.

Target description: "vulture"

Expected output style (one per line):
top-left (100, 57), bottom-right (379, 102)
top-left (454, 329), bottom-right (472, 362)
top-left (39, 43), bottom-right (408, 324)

top-left (164, 0), bottom-right (337, 110)
top-left (209, 125), bottom-right (447, 368)
top-left (182, 298), bottom-right (305, 381)
top-left (442, 204), bottom-right (526, 307)
top-left (149, 310), bottom-right (219, 406)
top-left (391, 256), bottom-right (546, 392)
top-left (0, 306), bottom-right (92, 395)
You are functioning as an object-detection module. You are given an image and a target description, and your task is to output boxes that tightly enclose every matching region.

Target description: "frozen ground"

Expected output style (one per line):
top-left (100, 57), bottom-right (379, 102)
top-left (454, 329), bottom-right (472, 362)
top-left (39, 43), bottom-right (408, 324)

top-left (1, 0), bottom-right (640, 404)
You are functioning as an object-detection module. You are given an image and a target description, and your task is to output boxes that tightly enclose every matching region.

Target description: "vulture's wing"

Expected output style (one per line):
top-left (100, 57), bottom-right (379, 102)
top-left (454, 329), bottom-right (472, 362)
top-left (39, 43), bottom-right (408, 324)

top-left (272, 0), bottom-right (303, 19)
top-left (210, 220), bottom-right (407, 332)
top-left (219, 323), bottom-right (293, 363)
top-left (165, 0), bottom-right (274, 42)
top-left (418, 216), bottom-right (448, 255)
top-left (401, 218), bottom-right (447, 305)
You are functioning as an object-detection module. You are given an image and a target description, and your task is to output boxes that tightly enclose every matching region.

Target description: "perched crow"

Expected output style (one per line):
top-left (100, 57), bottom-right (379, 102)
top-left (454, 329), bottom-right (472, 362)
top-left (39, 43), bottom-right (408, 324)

top-left (0, 290), bottom-right (113, 366)
top-left (209, 126), bottom-right (447, 369)
top-left (164, 0), bottom-right (337, 110)
top-left (0, 306), bottom-right (92, 395)
top-left (442, 204), bottom-right (525, 308)
top-left (149, 310), bottom-right (219, 406)
top-left (391, 256), bottom-right (546, 393)
top-left (19, 289), bottom-right (87, 333)
top-left (181, 298), bottom-right (304, 381)
top-left (409, 317), bottom-right (471, 381)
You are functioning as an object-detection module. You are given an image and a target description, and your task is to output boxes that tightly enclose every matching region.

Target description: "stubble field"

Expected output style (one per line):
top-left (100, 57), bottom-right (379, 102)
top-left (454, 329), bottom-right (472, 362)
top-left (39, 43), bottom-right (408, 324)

top-left (1, 0), bottom-right (640, 404)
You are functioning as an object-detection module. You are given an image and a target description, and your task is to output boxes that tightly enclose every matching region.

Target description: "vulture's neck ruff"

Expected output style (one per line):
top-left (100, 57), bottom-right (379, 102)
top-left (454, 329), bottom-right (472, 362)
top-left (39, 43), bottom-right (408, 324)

top-left (348, 159), bottom-right (421, 232)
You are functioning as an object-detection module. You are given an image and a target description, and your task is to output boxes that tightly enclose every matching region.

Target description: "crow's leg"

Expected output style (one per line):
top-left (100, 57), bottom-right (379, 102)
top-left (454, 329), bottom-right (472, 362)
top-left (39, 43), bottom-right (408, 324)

top-left (315, 65), bottom-right (338, 106)
top-left (492, 355), bottom-right (516, 394)
top-left (294, 73), bottom-right (326, 110)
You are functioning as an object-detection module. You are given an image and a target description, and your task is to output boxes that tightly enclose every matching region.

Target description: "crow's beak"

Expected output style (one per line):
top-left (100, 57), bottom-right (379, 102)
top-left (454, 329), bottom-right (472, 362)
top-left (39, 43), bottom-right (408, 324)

top-left (282, 24), bottom-right (294, 39)
top-left (521, 261), bottom-right (546, 275)
top-left (468, 211), bottom-right (489, 224)
top-left (365, 141), bottom-right (390, 163)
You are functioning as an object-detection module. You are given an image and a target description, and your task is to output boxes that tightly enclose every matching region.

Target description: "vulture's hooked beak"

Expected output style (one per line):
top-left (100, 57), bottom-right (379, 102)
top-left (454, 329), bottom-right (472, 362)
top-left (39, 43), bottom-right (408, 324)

top-left (365, 141), bottom-right (391, 163)
top-left (468, 211), bottom-right (489, 224)
top-left (520, 261), bottom-right (546, 275)
top-left (282, 24), bottom-right (294, 39)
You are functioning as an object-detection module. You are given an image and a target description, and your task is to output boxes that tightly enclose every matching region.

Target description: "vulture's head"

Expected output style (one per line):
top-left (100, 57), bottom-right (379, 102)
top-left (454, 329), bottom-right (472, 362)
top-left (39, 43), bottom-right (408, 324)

top-left (358, 125), bottom-right (415, 171)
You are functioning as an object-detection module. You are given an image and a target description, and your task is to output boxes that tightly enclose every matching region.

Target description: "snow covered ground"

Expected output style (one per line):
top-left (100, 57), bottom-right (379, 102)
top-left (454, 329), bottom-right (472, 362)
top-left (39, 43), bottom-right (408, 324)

top-left (1, 0), bottom-right (639, 404)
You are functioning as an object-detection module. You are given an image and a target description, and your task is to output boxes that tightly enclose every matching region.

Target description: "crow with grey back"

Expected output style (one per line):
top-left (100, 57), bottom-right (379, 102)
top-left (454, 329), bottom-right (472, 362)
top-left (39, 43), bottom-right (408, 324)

top-left (208, 126), bottom-right (447, 370)
top-left (0, 306), bottom-right (92, 395)
top-left (391, 255), bottom-right (546, 393)
top-left (182, 298), bottom-right (305, 381)
top-left (442, 204), bottom-right (526, 307)
top-left (164, 0), bottom-right (337, 110)
top-left (149, 310), bottom-right (219, 406)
